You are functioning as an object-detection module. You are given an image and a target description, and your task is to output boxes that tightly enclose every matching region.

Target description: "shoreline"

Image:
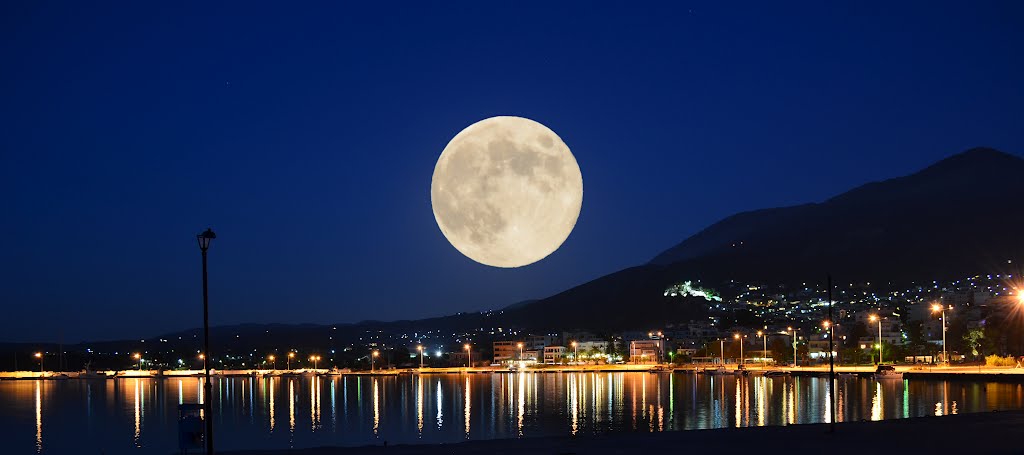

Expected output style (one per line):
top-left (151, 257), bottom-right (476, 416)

top-left (223, 410), bottom-right (1024, 454)
top-left (6, 364), bottom-right (1024, 381)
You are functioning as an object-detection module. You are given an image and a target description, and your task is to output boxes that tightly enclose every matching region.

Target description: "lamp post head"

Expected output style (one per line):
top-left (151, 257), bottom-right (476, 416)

top-left (931, 303), bottom-right (942, 313)
top-left (34, 352), bottom-right (42, 358)
top-left (197, 228), bottom-right (217, 251)
top-left (757, 330), bottom-right (763, 337)
top-left (372, 350), bottom-right (379, 357)
top-left (571, 341), bottom-right (577, 347)
top-left (463, 344), bottom-right (470, 351)
top-left (288, 352), bottom-right (295, 358)
top-left (133, 353), bottom-right (141, 360)
top-left (517, 342), bottom-right (523, 348)
top-left (268, 355), bottom-right (275, 361)
top-left (733, 333), bottom-right (739, 340)
top-left (869, 314), bottom-right (878, 322)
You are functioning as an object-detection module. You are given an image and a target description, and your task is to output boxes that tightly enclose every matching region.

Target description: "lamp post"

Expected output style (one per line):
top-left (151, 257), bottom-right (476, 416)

top-left (199, 353), bottom-right (206, 370)
top-left (287, 352), bottom-right (294, 370)
top-left (758, 331), bottom-right (766, 368)
top-left (310, 355), bottom-right (320, 371)
top-left (417, 345), bottom-right (424, 369)
top-left (268, 355), bottom-right (276, 370)
top-left (822, 320), bottom-right (833, 364)
top-left (197, 227), bottom-right (216, 455)
top-left (571, 341), bottom-right (578, 365)
top-left (788, 327), bottom-right (797, 367)
top-left (371, 350), bottom-right (379, 372)
top-left (517, 342), bottom-right (524, 362)
top-left (719, 339), bottom-right (725, 365)
top-left (869, 315), bottom-right (882, 364)
top-left (733, 333), bottom-right (744, 366)
top-left (35, 352), bottom-right (43, 373)
top-left (464, 344), bottom-right (472, 368)
top-left (932, 304), bottom-right (949, 365)
top-left (134, 353), bottom-right (142, 371)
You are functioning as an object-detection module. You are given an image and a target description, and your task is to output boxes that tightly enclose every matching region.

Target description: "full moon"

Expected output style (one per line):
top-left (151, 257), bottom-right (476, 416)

top-left (431, 116), bottom-right (583, 268)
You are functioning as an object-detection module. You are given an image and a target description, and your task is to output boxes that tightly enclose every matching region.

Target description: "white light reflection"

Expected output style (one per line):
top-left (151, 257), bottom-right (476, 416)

top-left (269, 377), bottom-right (276, 432)
top-left (569, 374), bottom-right (579, 435)
top-left (436, 379), bottom-right (443, 430)
top-left (416, 376), bottom-right (424, 437)
top-left (288, 379), bottom-right (295, 436)
top-left (871, 382), bottom-right (882, 421)
top-left (373, 378), bottom-right (380, 437)
top-left (464, 376), bottom-right (471, 439)
top-left (133, 379), bottom-right (141, 446)
top-left (35, 381), bottom-right (42, 453)
top-left (517, 372), bottom-right (526, 436)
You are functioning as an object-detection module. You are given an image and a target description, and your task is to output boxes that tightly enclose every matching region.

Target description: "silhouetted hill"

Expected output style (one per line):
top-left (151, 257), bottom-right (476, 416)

top-left (501, 147), bottom-right (1024, 331)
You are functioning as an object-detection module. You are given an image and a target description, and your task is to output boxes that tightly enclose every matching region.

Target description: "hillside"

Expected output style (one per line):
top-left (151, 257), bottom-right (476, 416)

top-left (502, 147), bottom-right (1024, 330)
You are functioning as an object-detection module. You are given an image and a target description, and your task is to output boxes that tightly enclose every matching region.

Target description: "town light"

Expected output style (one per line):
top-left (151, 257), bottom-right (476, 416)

top-left (371, 350), bottom-right (379, 372)
top-left (268, 355), bottom-right (276, 370)
top-left (417, 345), bottom-right (425, 369)
top-left (35, 352), bottom-right (43, 373)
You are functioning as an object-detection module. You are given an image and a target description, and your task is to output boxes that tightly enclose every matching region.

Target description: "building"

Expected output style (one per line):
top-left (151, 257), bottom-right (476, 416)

top-left (492, 341), bottom-right (519, 364)
top-left (449, 351), bottom-right (482, 367)
top-left (543, 346), bottom-right (566, 364)
top-left (629, 339), bottom-right (664, 363)
top-left (525, 335), bottom-right (559, 352)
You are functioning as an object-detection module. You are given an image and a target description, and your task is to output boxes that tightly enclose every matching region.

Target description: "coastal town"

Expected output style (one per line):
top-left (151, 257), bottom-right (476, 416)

top-left (6, 272), bottom-right (1023, 379)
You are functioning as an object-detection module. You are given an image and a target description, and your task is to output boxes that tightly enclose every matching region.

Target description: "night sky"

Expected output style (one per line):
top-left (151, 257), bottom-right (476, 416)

top-left (2, 2), bottom-right (1022, 342)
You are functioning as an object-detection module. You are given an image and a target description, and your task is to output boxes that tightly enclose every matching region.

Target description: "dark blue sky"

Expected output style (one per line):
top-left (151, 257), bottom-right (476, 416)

top-left (2, 2), bottom-right (1022, 342)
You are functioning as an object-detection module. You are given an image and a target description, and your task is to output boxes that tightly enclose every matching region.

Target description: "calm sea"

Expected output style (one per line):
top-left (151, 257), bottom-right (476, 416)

top-left (1, 372), bottom-right (1022, 454)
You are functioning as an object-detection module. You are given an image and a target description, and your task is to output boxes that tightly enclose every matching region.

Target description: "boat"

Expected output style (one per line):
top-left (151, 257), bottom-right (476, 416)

top-left (764, 370), bottom-right (790, 377)
top-left (702, 366), bottom-right (729, 375)
top-left (733, 365), bottom-right (749, 376)
top-left (873, 364), bottom-right (903, 379)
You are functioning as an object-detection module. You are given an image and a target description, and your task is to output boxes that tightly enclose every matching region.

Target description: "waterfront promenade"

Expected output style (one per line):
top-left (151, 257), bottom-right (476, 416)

top-left (3, 363), bottom-right (1024, 380)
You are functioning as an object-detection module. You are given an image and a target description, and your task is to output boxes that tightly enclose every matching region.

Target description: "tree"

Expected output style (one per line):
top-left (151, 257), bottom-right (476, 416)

top-left (963, 328), bottom-right (985, 358)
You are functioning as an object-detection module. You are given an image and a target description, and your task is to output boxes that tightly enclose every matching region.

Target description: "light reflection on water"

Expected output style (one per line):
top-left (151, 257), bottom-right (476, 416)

top-left (3, 372), bottom-right (1022, 454)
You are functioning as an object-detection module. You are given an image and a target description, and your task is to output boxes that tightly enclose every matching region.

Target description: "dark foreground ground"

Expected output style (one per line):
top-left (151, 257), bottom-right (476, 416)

top-left (225, 410), bottom-right (1024, 455)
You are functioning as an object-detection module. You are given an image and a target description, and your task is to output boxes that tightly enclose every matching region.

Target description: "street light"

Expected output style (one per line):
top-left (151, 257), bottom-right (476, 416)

top-left (35, 352), bottom-right (43, 373)
top-left (371, 350), bottom-right (379, 372)
top-left (196, 227), bottom-right (216, 455)
top-left (417, 345), bottom-right (425, 369)
top-left (464, 344), bottom-right (472, 368)
top-left (822, 320), bottom-right (834, 365)
top-left (309, 355), bottom-right (320, 370)
top-left (788, 327), bottom-right (797, 367)
top-left (757, 330), bottom-right (766, 368)
top-left (571, 341), bottom-right (578, 365)
top-left (134, 353), bottom-right (142, 371)
top-left (287, 352), bottom-right (295, 370)
top-left (869, 314), bottom-right (883, 364)
top-left (268, 355), bottom-right (276, 370)
top-left (517, 342), bottom-right (524, 362)
top-left (932, 303), bottom-right (949, 365)
top-left (733, 333), bottom-right (744, 366)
